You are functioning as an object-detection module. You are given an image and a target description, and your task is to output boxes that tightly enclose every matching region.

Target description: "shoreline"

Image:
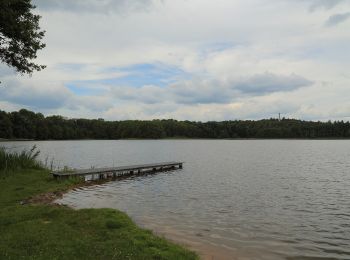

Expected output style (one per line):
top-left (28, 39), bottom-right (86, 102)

top-left (2, 137), bottom-right (350, 142)
top-left (52, 178), bottom-right (262, 260)
top-left (25, 179), bottom-right (109, 205)
top-left (33, 177), bottom-right (235, 259)
top-left (136, 217), bottom-right (242, 260)
top-left (0, 169), bottom-right (198, 259)
top-left (26, 177), bottom-right (215, 258)
top-left (54, 179), bottom-right (273, 260)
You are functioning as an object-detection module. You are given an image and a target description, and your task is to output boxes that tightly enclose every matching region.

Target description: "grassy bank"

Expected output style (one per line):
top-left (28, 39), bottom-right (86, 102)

top-left (0, 156), bottom-right (198, 259)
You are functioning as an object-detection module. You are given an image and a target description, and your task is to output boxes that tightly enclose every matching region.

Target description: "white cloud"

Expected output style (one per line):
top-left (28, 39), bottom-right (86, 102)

top-left (33, 0), bottom-right (157, 13)
top-left (1, 0), bottom-right (349, 121)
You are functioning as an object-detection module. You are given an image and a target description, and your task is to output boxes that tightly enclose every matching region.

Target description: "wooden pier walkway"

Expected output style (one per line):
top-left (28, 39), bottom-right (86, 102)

top-left (52, 161), bottom-right (183, 180)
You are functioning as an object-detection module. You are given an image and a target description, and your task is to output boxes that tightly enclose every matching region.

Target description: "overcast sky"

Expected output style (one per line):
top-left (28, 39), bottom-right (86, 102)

top-left (1, 0), bottom-right (349, 121)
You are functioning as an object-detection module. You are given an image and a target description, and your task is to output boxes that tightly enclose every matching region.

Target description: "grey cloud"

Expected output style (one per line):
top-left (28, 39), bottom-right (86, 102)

top-left (113, 85), bottom-right (168, 104)
top-left (0, 65), bottom-right (16, 78)
top-left (112, 80), bottom-right (233, 105)
top-left (234, 73), bottom-right (313, 95)
top-left (0, 79), bottom-right (113, 112)
top-left (112, 73), bottom-right (312, 105)
top-left (0, 80), bottom-right (71, 109)
top-left (308, 0), bottom-right (345, 12)
top-left (170, 80), bottom-right (232, 104)
top-left (33, 0), bottom-right (156, 13)
top-left (325, 12), bottom-right (350, 27)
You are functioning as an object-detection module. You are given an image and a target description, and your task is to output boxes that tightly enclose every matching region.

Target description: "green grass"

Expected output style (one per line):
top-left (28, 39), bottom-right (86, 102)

top-left (0, 169), bottom-right (198, 259)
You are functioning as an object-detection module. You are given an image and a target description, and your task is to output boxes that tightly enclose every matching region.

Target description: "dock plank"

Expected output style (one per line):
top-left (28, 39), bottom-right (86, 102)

top-left (52, 161), bottom-right (183, 180)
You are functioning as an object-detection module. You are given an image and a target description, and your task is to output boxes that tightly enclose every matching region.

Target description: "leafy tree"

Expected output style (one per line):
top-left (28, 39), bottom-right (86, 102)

top-left (0, 0), bottom-right (45, 75)
top-left (0, 111), bottom-right (13, 138)
top-left (1, 109), bottom-right (350, 140)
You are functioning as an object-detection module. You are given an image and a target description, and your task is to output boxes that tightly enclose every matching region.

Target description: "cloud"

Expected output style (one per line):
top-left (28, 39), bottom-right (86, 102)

top-left (2, 0), bottom-right (350, 121)
top-left (234, 73), bottom-right (313, 95)
top-left (0, 79), bottom-right (113, 113)
top-left (0, 80), bottom-right (71, 109)
top-left (113, 85), bottom-right (168, 104)
top-left (0, 65), bottom-right (16, 78)
top-left (54, 63), bottom-right (87, 72)
top-left (170, 79), bottom-right (232, 104)
top-left (111, 72), bottom-right (312, 105)
top-left (62, 63), bottom-right (189, 95)
top-left (307, 0), bottom-right (346, 12)
top-left (33, 0), bottom-right (156, 14)
top-left (71, 96), bottom-right (114, 112)
top-left (325, 12), bottom-right (350, 27)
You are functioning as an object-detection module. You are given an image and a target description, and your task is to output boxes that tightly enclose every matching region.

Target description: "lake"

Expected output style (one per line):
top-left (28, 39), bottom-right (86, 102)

top-left (2, 140), bottom-right (350, 259)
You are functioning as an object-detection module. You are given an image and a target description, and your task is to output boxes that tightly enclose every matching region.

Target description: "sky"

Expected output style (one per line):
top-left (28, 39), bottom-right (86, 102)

top-left (0, 0), bottom-right (349, 121)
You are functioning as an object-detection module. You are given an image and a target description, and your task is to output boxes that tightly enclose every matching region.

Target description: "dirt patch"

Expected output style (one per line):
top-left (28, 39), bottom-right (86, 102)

top-left (26, 191), bottom-right (65, 205)
top-left (22, 180), bottom-right (108, 206)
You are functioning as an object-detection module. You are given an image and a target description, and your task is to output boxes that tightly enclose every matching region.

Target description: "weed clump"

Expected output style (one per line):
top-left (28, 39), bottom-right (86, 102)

top-left (0, 145), bottom-right (42, 173)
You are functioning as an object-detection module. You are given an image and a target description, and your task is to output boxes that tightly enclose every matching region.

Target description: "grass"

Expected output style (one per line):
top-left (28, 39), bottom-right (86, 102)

top-left (0, 152), bottom-right (198, 259)
top-left (0, 146), bottom-right (42, 173)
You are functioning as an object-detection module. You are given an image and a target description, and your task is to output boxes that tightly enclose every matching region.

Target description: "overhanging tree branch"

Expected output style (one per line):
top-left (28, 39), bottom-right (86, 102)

top-left (0, 0), bottom-right (45, 75)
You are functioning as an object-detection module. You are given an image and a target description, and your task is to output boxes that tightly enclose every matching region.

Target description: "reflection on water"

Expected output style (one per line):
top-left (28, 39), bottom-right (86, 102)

top-left (3, 140), bottom-right (350, 259)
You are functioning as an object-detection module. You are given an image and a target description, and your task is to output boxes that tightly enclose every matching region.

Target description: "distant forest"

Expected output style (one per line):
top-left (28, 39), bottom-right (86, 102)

top-left (1, 109), bottom-right (350, 140)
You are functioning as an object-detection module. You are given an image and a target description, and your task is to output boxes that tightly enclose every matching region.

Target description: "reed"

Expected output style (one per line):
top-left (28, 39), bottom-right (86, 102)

top-left (0, 145), bottom-right (42, 172)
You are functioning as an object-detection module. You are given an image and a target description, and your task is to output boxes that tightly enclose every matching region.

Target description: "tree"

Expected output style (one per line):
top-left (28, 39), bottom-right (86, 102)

top-left (0, 0), bottom-right (45, 75)
top-left (0, 110), bottom-right (13, 138)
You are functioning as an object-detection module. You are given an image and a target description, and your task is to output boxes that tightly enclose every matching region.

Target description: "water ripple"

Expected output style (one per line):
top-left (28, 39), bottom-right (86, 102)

top-left (5, 139), bottom-right (350, 259)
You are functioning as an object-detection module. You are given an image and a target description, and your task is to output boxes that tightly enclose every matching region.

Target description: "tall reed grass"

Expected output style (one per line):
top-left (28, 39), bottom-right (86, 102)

top-left (0, 145), bottom-right (43, 172)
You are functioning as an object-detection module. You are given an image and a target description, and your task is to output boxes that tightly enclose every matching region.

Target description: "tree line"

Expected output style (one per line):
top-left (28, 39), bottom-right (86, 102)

top-left (1, 109), bottom-right (350, 140)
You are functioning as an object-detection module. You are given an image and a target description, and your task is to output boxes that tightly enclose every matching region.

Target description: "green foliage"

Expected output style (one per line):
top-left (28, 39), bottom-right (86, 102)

top-left (1, 109), bottom-right (350, 140)
top-left (0, 145), bottom-right (42, 173)
top-left (0, 0), bottom-right (45, 75)
top-left (0, 169), bottom-right (198, 259)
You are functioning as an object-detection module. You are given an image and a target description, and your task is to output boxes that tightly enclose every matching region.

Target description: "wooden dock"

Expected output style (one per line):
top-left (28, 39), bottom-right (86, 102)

top-left (52, 161), bottom-right (183, 181)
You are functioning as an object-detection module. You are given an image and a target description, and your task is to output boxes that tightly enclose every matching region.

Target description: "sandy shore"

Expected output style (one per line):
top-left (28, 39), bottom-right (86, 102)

top-left (136, 217), bottom-right (264, 260)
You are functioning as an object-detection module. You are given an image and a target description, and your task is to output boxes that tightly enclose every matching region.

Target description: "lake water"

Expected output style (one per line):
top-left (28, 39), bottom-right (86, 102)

top-left (2, 140), bottom-right (350, 259)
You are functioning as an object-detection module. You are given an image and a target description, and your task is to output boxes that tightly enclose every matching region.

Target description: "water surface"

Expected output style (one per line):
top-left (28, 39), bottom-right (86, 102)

top-left (3, 140), bottom-right (350, 259)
